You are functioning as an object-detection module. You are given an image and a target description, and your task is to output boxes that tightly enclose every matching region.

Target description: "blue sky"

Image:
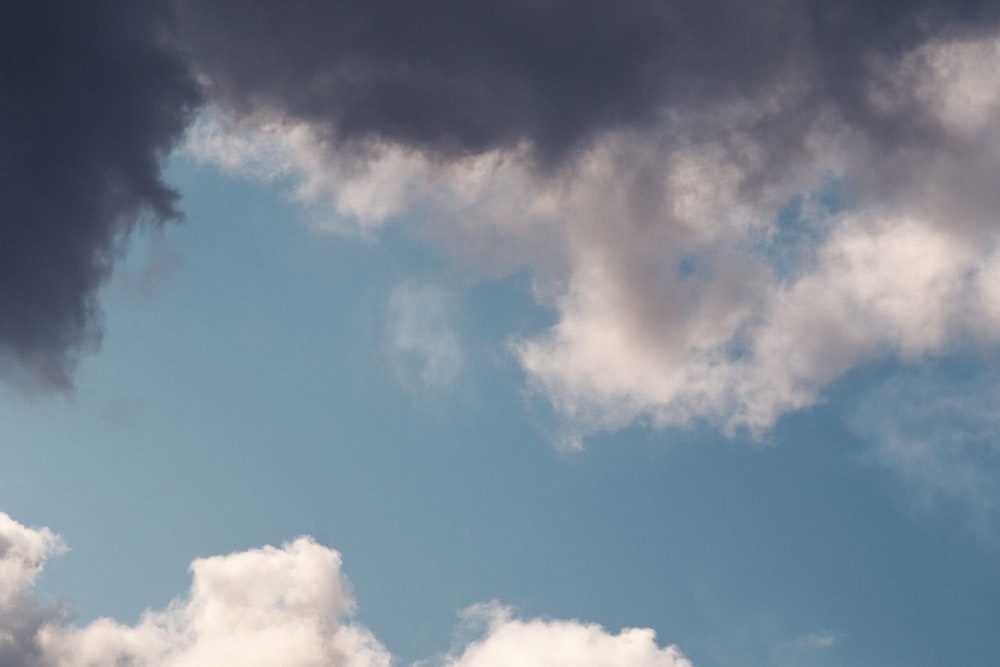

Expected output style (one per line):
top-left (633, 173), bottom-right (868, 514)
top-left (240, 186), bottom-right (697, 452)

top-left (4, 3), bottom-right (1000, 666)
top-left (3, 152), bottom-right (1000, 667)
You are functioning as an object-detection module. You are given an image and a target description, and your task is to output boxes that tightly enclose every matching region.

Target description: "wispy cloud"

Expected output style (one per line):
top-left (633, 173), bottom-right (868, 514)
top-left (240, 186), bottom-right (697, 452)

top-left (848, 363), bottom-right (1000, 543)
top-left (801, 630), bottom-right (841, 649)
top-left (384, 281), bottom-right (466, 398)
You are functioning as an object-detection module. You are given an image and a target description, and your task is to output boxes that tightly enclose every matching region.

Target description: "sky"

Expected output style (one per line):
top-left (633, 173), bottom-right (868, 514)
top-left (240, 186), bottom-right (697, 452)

top-left (3, 1), bottom-right (1000, 665)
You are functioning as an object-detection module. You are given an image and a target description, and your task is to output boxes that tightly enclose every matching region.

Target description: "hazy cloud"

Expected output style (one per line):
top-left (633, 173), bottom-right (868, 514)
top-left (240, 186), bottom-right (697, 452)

top-left (385, 281), bottom-right (465, 396)
top-left (175, 0), bottom-right (801, 167)
top-left (0, 512), bottom-right (692, 667)
top-left (849, 364), bottom-right (1000, 543)
top-left (801, 631), bottom-right (840, 649)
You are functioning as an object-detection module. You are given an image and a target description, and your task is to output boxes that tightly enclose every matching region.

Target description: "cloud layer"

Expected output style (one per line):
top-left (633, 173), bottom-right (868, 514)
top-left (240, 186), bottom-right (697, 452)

top-left (0, 512), bottom-right (691, 667)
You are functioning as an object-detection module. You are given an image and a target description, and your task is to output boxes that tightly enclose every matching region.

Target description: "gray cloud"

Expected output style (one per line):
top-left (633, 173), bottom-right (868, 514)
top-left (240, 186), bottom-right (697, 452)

top-left (176, 0), bottom-right (797, 166)
top-left (0, 2), bottom-right (200, 390)
top-left (175, 0), bottom-right (1000, 173)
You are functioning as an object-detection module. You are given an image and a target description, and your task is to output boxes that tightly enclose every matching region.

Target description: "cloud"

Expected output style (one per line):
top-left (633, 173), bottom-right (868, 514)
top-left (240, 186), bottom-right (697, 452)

top-left (439, 602), bottom-right (692, 667)
top-left (0, 2), bottom-right (200, 390)
top-left (178, 3), bottom-right (1000, 449)
top-left (0, 512), bottom-right (66, 667)
top-left (848, 364), bottom-right (1000, 542)
top-left (384, 281), bottom-right (466, 396)
top-left (800, 630), bottom-right (841, 649)
top-left (174, 0), bottom-right (1000, 168)
top-left (40, 539), bottom-right (390, 667)
top-left (174, 0), bottom-right (805, 167)
top-left (0, 512), bottom-right (692, 667)
top-left (11, 1), bottom-right (1000, 450)
top-left (766, 629), bottom-right (844, 667)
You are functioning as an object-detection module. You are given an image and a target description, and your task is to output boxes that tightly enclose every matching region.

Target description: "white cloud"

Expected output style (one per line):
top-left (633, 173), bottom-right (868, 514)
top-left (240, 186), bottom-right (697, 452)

top-left (384, 281), bottom-right (466, 395)
top-left (0, 512), bottom-right (64, 609)
top-left (439, 602), bottom-right (692, 667)
top-left (185, 26), bottom-right (1000, 451)
top-left (0, 512), bottom-right (693, 667)
top-left (37, 537), bottom-right (392, 667)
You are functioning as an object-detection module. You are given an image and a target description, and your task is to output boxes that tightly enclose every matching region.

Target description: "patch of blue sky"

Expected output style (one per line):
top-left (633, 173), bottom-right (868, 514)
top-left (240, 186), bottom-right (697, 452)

top-left (755, 173), bottom-right (847, 282)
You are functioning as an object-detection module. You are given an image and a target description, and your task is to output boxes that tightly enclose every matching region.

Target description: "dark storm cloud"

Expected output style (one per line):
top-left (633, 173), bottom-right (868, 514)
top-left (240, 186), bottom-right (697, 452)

top-left (0, 1), bottom-right (200, 389)
top-left (178, 0), bottom-right (1000, 167)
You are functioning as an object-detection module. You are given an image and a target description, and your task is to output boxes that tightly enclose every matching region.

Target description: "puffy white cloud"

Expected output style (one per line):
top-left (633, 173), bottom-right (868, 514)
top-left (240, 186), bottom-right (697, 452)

top-left (38, 537), bottom-right (392, 667)
top-left (439, 602), bottom-right (692, 667)
top-left (185, 25), bottom-right (1000, 450)
top-left (0, 512), bottom-right (64, 609)
top-left (0, 511), bottom-right (389, 667)
top-left (0, 512), bottom-right (65, 667)
top-left (0, 512), bottom-right (692, 667)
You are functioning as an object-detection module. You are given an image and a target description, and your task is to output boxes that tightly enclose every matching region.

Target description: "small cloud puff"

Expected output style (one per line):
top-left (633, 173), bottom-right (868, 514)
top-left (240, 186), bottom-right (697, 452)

top-left (384, 281), bottom-right (466, 397)
top-left (801, 630), bottom-right (841, 649)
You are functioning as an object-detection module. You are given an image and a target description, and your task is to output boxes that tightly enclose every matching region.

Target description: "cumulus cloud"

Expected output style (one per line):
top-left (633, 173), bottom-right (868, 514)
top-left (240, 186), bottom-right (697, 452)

top-left (384, 281), bottom-right (466, 396)
top-left (0, 512), bottom-right (691, 667)
top-left (177, 1), bottom-right (1000, 450)
top-left (0, 2), bottom-right (200, 390)
top-left (438, 602), bottom-right (692, 667)
top-left (184, 36), bottom-right (1000, 449)
top-left (0, 512), bottom-right (66, 667)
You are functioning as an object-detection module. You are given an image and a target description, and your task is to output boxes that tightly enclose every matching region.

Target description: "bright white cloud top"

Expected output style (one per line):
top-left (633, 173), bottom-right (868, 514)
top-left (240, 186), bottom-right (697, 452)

top-left (0, 513), bottom-right (691, 667)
